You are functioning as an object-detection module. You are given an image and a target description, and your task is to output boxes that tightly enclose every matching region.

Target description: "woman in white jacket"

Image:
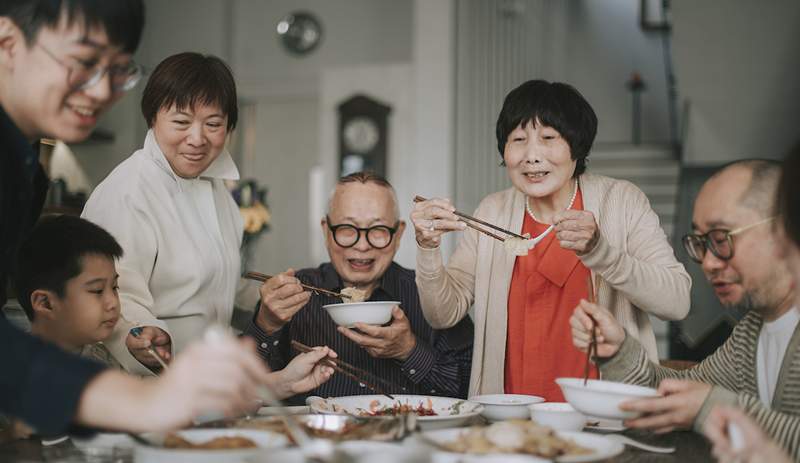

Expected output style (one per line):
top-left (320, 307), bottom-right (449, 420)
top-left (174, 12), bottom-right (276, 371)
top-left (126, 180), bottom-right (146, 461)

top-left (83, 52), bottom-right (257, 374)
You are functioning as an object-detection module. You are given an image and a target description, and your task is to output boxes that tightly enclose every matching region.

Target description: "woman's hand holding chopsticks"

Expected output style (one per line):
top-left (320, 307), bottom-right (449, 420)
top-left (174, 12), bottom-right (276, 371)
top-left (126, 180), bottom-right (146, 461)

top-left (569, 299), bottom-right (626, 359)
top-left (410, 197), bottom-right (466, 248)
top-left (269, 346), bottom-right (338, 399)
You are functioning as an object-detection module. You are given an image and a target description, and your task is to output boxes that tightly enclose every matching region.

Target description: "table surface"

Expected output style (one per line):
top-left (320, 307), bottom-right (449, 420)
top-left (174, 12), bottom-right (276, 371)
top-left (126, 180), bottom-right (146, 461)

top-left (0, 427), bottom-right (712, 462)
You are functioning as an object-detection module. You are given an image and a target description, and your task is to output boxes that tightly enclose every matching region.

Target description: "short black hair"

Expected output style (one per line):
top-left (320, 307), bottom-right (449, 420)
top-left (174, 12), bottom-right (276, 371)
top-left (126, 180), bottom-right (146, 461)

top-left (141, 52), bottom-right (238, 131)
top-left (0, 0), bottom-right (145, 53)
top-left (495, 80), bottom-right (598, 177)
top-left (777, 143), bottom-right (800, 247)
top-left (15, 215), bottom-right (123, 321)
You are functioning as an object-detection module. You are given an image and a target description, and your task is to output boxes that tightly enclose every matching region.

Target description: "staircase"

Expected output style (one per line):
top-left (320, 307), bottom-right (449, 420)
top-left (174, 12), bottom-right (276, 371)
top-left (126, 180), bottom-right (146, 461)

top-left (587, 143), bottom-right (681, 356)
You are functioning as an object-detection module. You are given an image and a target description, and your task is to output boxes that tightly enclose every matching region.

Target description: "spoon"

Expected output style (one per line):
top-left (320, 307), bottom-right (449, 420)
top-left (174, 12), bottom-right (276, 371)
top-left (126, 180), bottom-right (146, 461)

top-left (604, 434), bottom-right (675, 453)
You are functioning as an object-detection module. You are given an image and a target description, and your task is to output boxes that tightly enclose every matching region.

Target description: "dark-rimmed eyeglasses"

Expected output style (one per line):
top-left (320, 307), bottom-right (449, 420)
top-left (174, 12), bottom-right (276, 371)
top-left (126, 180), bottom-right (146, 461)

top-left (682, 217), bottom-right (775, 263)
top-left (326, 216), bottom-right (399, 249)
top-left (37, 43), bottom-right (143, 93)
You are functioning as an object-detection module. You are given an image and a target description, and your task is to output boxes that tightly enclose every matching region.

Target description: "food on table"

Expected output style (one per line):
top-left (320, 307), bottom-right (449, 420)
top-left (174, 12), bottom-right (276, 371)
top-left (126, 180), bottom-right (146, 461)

top-left (502, 233), bottom-right (535, 256)
top-left (359, 398), bottom-right (438, 417)
top-left (440, 420), bottom-right (592, 458)
top-left (163, 433), bottom-right (257, 449)
top-left (340, 286), bottom-right (368, 303)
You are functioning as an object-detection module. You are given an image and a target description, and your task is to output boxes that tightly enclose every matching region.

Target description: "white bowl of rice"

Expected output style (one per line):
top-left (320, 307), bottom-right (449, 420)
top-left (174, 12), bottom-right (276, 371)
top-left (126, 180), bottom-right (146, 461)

top-left (323, 301), bottom-right (398, 328)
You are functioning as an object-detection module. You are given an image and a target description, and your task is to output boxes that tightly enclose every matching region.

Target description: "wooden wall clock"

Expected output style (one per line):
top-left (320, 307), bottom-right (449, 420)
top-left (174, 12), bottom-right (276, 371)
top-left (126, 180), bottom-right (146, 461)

top-left (337, 94), bottom-right (391, 177)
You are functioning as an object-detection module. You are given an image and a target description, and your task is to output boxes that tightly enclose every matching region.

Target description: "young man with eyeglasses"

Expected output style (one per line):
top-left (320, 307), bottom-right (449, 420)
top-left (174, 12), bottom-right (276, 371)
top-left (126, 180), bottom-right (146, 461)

top-left (570, 160), bottom-right (800, 458)
top-left (0, 0), bottom-right (280, 437)
top-left (245, 172), bottom-right (474, 402)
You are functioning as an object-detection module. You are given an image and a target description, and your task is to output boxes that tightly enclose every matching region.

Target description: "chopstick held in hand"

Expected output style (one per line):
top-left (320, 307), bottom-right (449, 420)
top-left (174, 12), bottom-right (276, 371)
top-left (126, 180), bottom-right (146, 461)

top-left (583, 274), bottom-right (599, 386)
top-left (291, 340), bottom-right (395, 400)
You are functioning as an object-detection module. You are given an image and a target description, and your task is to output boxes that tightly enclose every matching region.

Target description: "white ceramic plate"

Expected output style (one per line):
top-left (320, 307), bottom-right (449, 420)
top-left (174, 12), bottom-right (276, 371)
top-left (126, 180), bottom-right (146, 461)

top-left (247, 440), bottom-right (415, 463)
top-left (420, 428), bottom-right (624, 463)
top-left (308, 394), bottom-right (483, 430)
top-left (135, 429), bottom-right (288, 463)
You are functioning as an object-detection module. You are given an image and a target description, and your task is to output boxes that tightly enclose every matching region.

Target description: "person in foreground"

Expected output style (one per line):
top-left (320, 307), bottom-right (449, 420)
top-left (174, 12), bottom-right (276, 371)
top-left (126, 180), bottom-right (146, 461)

top-left (245, 172), bottom-right (474, 402)
top-left (703, 147), bottom-right (800, 463)
top-left (412, 79), bottom-right (690, 400)
top-left (0, 0), bottom-right (331, 436)
top-left (571, 160), bottom-right (800, 458)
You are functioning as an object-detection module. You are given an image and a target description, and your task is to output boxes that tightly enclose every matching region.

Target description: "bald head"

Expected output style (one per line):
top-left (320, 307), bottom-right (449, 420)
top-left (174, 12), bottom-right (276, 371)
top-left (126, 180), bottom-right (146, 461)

top-left (706, 160), bottom-right (781, 218)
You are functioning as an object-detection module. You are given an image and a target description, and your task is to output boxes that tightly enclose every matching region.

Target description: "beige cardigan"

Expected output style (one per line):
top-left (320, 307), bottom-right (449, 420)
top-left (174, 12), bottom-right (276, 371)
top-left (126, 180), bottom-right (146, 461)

top-left (416, 173), bottom-right (691, 396)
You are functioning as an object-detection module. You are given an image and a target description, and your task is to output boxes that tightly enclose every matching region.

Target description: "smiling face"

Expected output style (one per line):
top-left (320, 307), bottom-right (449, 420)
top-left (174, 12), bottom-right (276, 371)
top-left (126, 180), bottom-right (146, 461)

top-left (323, 182), bottom-right (405, 292)
top-left (692, 167), bottom-right (791, 314)
top-left (152, 103), bottom-right (229, 178)
top-left (0, 15), bottom-right (132, 142)
top-left (503, 120), bottom-right (577, 201)
top-left (43, 254), bottom-right (120, 349)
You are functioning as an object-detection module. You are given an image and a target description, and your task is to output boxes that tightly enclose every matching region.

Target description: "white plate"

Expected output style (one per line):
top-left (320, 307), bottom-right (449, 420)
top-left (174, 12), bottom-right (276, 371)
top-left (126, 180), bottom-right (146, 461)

top-left (71, 432), bottom-right (135, 449)
top-left (248, 440), bottom-right (417, 463)
top-left (256, 405), bottom-right (310, 416)
top-left (583, 418), bottom-right (625, 432)
top-left (308, 394), bottom-right (483, 430)
top-left (135, 429), bottom-right (288, 463)
top-left (420, 428), bottom-right (624, 463)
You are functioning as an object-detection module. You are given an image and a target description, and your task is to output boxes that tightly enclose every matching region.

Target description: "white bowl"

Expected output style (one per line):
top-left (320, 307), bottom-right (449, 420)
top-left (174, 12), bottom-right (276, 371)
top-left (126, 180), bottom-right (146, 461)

top-left (469, 394), bottom-right (544, 421)
top-left (323, 301), bottom-right (398, 327)
top-left (556, 377), bottom-right (658, 420)
top-left (529, 402), bottom-right (586, 431)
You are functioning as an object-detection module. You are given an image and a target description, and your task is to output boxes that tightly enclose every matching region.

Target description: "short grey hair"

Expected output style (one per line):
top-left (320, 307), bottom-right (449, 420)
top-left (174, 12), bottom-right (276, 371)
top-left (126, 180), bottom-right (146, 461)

top-left (326, 172), bottom-right (400, 220)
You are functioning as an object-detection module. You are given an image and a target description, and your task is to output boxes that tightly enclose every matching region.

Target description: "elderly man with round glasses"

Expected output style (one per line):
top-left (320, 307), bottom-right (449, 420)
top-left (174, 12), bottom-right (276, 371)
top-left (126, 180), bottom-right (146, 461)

top-left (570, 159), bottom-right (800, 459)
top-left (244, 172), bottom-right (475, 402)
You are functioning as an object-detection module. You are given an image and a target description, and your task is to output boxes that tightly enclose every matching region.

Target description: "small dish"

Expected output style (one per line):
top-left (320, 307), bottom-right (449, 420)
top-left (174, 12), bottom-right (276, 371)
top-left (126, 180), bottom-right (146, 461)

top-left (469, 394), bottom-right (544, 421)
top-left (529, 402), bottom-right (586, 431)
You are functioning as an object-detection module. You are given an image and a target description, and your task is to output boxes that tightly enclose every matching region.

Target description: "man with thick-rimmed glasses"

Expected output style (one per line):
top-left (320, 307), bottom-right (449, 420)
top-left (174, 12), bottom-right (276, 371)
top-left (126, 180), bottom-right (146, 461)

top-left (245, 172), bottom-right (474, 401)
top-left (569, 159), bottom-right (800, 459)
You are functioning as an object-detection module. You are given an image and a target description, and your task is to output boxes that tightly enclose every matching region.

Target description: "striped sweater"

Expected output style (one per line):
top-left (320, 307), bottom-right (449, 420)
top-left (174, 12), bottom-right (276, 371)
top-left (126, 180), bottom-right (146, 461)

top-left (600, 310), bottom-right (800, 459)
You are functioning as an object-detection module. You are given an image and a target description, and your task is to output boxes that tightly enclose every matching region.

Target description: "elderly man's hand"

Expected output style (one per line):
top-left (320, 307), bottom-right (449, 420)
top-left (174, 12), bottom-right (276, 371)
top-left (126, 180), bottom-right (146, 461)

top-left (256, 269), bottom-right (311, 334)
top-left (621, 379), bottom-right (712, 433)
top-left (337, 306), bottom-right (417, 360)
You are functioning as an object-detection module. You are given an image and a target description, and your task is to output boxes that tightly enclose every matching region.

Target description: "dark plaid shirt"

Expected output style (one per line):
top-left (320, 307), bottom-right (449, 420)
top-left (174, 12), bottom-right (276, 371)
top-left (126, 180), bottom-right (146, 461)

top-left (244, 262), bottom-right (474, 403)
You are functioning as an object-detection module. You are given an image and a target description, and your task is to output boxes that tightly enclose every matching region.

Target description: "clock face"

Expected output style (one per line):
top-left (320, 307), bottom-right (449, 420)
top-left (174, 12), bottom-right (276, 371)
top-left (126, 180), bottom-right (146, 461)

top-left (343, 117), bottom-right (380, 154)
top-left (276, 12), bottom-right (323, 55)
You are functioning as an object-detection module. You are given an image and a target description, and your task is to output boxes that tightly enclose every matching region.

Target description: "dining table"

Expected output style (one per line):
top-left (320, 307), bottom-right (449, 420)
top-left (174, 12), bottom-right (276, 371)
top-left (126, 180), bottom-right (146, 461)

top-left (0, 423), bottom-right (714, 463)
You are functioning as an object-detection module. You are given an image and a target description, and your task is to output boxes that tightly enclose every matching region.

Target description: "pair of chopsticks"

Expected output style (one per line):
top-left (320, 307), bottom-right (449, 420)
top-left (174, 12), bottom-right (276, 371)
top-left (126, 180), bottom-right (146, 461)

top-left (291, 340), bottom-right (396, 400)
top-left (413, 195), bottom-right (526, 243)
top-left (583, 274), bottom-right (599, 386)
top-left (129, 326), bottom-right (169, 370)
top-left (244, 271), bottom-right (346, 299)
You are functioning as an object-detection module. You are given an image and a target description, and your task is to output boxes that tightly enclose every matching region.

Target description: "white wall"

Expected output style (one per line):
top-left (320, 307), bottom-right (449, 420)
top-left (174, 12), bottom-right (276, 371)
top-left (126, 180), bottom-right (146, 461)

top-left (673, 0), bottom-right (800, 164)
top-left (551, 0), bottom-right (670, 144)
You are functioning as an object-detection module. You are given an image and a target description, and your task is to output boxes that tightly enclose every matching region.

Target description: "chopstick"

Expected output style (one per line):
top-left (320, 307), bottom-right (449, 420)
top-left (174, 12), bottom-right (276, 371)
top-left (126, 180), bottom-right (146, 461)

top-left (244, 271), bottom-right (346, 299)
top-left (413, 195), bottom-right (527, 241)
top-left (129, 327), bottom-right (169, 371)
top-left (583, 274), bottom-right (599, 386)
top-left (291, 340), bottom-right (396, 400)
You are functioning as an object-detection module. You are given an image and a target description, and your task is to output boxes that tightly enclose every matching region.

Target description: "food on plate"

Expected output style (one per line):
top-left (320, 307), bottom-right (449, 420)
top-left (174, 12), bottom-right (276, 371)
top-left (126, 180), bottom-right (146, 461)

top-left (163, 433), bottom-right (257, 449)
top-left (340, 286), bottom-right (368, 303)
top-left (360, 398), bottom-right (438, 417)
top-left (440, 420), bottom-right (592, 458)
top-left (502, 234), bottom-right (535, 256)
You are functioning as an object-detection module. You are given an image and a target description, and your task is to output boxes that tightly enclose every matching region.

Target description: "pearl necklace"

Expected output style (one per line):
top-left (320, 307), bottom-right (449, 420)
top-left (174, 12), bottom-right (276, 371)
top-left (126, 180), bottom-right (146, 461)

top-left (523, 179), bottom-right (579, 247)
